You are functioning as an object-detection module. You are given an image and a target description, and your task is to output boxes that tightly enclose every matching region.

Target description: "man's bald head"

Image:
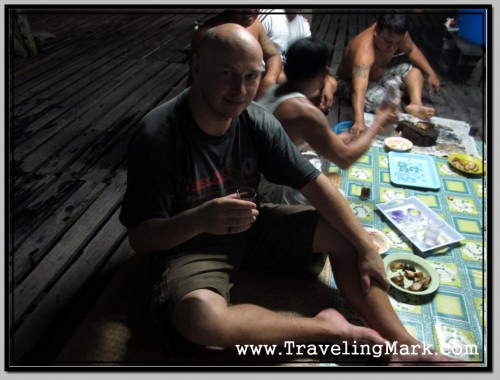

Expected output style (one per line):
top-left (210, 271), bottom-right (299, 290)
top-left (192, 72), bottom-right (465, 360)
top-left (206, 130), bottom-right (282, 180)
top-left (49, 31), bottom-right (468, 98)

top-left (188, 23), bottom-right (264, 122)
top-left (197, 23), bottom-right (263, 63)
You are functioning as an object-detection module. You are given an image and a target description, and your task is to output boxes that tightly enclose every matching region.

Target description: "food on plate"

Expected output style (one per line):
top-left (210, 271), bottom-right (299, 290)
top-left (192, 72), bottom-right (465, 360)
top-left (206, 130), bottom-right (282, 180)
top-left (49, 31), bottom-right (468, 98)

top-left (451, 157), bottom-right (478, 172)
top-left (385, 137), bottom-right (412, 151)
top-left (408, 276), bottom-right (431, 291)
top-left (390, 262), bottom-right (416, 272)
top-left (389, 261), bottom-right (432, 292)
top-left (390, 274), bottom-right (405, 287)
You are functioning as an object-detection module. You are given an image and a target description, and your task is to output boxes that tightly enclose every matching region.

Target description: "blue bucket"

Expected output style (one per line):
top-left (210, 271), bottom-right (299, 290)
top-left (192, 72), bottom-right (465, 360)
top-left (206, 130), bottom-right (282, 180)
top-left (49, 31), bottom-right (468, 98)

top-left (333, 120), bottom-right (353, 134)
top-left (457, 9), bottom-right (486, 47)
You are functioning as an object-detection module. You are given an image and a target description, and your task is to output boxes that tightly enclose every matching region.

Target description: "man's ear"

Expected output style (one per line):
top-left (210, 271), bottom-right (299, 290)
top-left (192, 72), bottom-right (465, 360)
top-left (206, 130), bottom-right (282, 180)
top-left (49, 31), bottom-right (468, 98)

top-left (191, 52), bottom-right (202, 78)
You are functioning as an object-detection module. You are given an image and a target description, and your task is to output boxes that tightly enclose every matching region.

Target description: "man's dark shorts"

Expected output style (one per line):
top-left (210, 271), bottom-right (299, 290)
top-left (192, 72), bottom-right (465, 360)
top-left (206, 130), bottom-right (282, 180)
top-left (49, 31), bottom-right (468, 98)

top-left (149, 203), bottom-right (321, 353)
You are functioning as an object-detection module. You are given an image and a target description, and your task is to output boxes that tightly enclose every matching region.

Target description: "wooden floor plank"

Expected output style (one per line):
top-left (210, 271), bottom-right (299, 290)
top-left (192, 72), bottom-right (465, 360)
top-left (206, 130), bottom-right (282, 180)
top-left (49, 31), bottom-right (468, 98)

top-left (31, 61), bottom-right (184, 177)
top-left (12, 181), bottom-right (106, 285)
top-left (74, 65), bottom-right (189, 183)
top-left (10, 172), bottom-right (57, 216)
top-left (15, 57), bottom-right (171, 168)
top-left (12, 178), bottom-right (82, 250)
top-left (12, 209), bottom-right (128, 362)
top-left (31, 238), bottom-right (134, 364)
top-left (12, 13), bottom-right (145, 88)
top-left (331, 13), bottom-right (348, 68)
top-left (12, 182), bottom-right (125, 327)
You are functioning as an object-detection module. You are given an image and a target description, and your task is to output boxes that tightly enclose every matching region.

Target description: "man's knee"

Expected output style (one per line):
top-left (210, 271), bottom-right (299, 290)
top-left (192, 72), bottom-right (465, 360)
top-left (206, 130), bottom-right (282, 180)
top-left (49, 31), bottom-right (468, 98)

top-left (172, 289), bottom-right (227, 346)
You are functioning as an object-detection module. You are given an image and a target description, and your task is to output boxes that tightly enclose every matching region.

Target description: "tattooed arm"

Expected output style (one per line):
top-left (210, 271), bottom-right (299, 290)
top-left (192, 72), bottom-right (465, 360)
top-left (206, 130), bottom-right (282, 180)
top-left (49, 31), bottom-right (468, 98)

top-left (350, 57), bottom-right (373, 139)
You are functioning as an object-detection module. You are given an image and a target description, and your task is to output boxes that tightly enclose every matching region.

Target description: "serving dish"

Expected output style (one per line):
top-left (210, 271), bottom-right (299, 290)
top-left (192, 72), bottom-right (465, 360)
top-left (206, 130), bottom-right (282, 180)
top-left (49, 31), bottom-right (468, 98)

top-left (384, 136), bottom-right (413, 152)
top-left (383, 253), bottom-right (440, 295)
top-left (376, 196), bottom-right (465, 252)
top-left (365, 227), bottom-right (392, 254)
top-left (388, 151), bottom-right (441, 190)
top-left (448, 153), bottom-right (484, 174)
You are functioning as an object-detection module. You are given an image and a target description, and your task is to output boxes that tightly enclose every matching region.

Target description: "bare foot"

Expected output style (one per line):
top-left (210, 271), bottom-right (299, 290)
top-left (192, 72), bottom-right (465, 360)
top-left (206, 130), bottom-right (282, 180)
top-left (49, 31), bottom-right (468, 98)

top-left (404, 103), bottom-right (435, 120)
top-left (315, 308), bottom-right (386, 346)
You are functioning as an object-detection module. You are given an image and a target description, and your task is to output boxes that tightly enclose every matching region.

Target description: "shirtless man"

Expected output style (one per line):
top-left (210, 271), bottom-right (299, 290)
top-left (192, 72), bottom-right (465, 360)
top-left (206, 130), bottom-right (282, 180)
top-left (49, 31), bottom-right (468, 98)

top-left (337, 13), bottom-right (441, 138)
top-left (190, 9), bottom-right (282, 99)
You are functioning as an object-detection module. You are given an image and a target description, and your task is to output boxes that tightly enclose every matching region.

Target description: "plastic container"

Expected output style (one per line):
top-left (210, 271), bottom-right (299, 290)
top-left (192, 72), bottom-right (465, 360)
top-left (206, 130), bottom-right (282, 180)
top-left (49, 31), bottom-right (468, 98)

top-left (333, 120), bottom-right (353, 134)
top-left (380, 77), bottom-right (402, 110)
top-left (457, 9), bottom-right (486, 47)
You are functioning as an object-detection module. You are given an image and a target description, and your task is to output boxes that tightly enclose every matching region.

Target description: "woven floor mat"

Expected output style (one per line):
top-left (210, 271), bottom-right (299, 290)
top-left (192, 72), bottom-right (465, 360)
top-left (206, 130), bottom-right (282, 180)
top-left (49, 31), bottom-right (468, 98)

top-left (55, 253), bottom-right (337, 366)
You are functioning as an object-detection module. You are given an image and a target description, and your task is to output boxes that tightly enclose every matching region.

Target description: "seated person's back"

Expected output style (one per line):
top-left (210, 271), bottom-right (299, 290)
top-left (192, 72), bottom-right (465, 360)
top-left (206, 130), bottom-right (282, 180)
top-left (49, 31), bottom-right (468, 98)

top-left (257, 37), bottom-right (396, 204)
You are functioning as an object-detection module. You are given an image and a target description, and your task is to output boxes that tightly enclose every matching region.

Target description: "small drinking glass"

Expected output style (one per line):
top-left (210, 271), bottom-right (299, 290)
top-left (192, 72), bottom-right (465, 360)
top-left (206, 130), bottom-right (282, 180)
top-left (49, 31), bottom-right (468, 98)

top-left (236, 186), bottom-right (257, 203)
top-left (359, 184), bottom-right (371, 200)
top-left (401, 208), bottom-right (421, 238)
top-left (423, 217), bottom-right (445, 246)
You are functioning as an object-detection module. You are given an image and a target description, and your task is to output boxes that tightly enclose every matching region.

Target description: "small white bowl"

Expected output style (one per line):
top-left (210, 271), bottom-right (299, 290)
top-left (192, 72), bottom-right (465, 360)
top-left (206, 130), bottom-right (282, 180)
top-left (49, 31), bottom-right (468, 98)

top-left (384, 136), bottom-right (413, 152)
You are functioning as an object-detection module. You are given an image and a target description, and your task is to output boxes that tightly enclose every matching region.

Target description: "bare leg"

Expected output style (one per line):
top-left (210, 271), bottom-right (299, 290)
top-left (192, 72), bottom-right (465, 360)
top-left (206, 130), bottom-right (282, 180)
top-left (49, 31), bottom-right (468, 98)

top-left (172, 288), bottom-right (386, 348)
top-left (312, 218), bottom-right (466, 364)
top-left (170, 216), bottom-right (469, 364)
top-left (403, 67), bottom-right (435, 120)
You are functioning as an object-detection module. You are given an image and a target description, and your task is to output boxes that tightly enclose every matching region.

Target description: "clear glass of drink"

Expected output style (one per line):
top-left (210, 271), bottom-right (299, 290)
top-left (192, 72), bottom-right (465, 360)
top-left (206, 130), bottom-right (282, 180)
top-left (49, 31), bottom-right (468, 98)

top-left (401, 208), bottom-right (421, 238)
top-left (423, 217), bottom-right (445, 246)
top-left (236, 186), bottom-right (257, 203)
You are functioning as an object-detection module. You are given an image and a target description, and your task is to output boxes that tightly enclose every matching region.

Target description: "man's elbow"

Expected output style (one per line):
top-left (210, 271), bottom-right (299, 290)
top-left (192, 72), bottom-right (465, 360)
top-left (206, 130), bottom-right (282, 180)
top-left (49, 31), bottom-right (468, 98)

top-left (336, 160), bottom-right (352, 170)
top-left (126, 226), bottom-right (152, 254)
top-left (127, 233), bottom-right (146, 254)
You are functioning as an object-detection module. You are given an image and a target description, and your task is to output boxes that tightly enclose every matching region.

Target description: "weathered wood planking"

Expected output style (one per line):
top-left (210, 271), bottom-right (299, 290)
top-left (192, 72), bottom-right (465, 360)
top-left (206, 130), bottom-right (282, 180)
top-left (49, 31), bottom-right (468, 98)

top-left (11, 16), bottom-right (192, 142)
top-left (12, 13), bottom-right (164, 92)
top-left (10, 13), bottom-right (210, 363)
top-left (330, 13), bottom-right (348, 69)
top-left (12, 182), bottom-right (125, 327)
top-left (77, 71), bottom-right (190, 184)
top-left (32, 237), bottom-right (135, 364)
top-left (13, 209), bottom-right (128, 362)
top-left (10, 172), bottom-right (57, 216)
top-left (18, 60), bottom-right (180, 174)
top-left (35, 63), bottom-right (189, 178)
top-left (12, 178), bottom-right (83, 250)
top-left (12, 181), bottom-right (106, 284)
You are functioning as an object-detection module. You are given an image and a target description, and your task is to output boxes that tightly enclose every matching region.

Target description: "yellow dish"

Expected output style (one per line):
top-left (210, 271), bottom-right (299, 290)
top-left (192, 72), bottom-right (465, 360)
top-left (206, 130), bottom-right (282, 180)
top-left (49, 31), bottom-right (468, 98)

top-left (448, 153), bottom-right (484, 174)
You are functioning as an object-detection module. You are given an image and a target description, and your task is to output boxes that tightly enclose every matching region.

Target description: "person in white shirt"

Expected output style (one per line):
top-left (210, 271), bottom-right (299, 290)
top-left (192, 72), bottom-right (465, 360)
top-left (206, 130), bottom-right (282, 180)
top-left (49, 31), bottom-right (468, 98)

top-left (259, 9), bottom-right (337, 115)
top-left (259, 9), bottom-right (312, 59)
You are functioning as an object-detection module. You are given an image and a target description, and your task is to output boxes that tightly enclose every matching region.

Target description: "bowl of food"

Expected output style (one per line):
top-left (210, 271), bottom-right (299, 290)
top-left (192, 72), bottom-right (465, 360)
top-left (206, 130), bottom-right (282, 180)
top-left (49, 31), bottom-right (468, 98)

top-left (383, 253), bottom-right (439, 295)
top-left (448, 153), bottom-right (484, 174)
top-left (384, 136), bottom-right (413, 152)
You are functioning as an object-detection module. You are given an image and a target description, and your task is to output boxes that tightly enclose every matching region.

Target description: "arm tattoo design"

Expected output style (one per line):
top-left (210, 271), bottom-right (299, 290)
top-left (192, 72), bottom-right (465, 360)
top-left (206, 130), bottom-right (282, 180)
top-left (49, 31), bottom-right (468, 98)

top-left (353, 63), bottom-right (369, 79)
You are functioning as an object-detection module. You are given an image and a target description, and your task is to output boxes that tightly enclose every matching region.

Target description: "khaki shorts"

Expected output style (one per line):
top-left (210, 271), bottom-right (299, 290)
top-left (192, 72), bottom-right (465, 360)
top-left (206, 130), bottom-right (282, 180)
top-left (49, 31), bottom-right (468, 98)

top-left (152, 203), bottom-right (320, 316)
top-left (149, 203), bottom-right (321, 352)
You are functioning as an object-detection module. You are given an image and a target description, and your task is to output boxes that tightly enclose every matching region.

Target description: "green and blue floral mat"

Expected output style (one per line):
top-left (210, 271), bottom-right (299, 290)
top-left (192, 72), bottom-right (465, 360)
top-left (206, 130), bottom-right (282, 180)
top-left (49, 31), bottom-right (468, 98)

top-left (323, 139), bottom-right (487, 365)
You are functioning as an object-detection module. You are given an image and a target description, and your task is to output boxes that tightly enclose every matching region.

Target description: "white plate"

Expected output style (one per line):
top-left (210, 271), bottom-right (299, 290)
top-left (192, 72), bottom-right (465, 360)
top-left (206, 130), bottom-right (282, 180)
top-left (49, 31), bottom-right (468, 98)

top-left (364, 227), bottom-right (392, 254)
top-left (384, 136), bottom-right (413, 152)
top-left (383, 253), bottom-right (440, 295)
